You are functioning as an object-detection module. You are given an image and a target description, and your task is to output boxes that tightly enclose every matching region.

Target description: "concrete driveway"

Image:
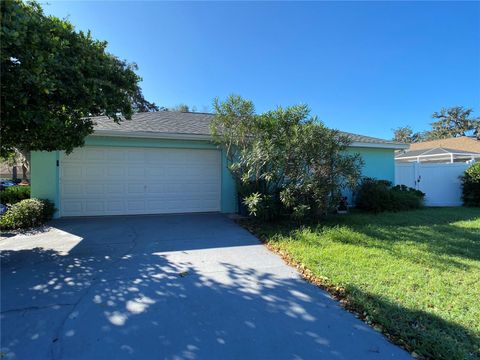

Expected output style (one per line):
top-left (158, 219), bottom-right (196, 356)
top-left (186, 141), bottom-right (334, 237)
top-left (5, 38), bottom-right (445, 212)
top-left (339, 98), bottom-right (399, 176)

top-left (1, 214), bottom-right (411, 360)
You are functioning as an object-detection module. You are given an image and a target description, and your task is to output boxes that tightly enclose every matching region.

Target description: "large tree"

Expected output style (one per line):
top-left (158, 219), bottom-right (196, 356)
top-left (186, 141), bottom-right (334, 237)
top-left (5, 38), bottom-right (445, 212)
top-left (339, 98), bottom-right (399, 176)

top-left (426, 106), bottom-right (480, 140)
top-left (392, 126), bottom-right (425, 144)
top-left (0, 0), bottom-right (158, 157)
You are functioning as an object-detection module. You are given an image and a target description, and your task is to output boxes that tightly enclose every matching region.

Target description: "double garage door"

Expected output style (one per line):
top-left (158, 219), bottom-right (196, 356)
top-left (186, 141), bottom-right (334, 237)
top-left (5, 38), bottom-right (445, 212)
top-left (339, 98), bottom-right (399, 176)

top-left (60, 146), bottom-right (221, 217)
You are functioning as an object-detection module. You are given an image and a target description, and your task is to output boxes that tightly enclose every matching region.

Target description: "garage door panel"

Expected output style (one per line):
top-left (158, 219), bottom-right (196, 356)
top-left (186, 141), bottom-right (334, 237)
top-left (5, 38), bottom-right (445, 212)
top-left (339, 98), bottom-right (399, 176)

top-left (106, 167), bottom-right (125, 177)
top-left (126, 151), bottom-right (145, 162)
top-left (62, 201), bottom-right (83, 214)
top-left (127, 184), bottom-right (145, 194)
top-left (105, 150), bottom-right (126, 161)
top-left (107, 201), bottom-right (124, 212)
top-left (61, 146), bottom-right (221, 216)
top-left (85, 201), bottom-right (105, 212)
top-left (84, 148), bottom-right (105, 161)
top-left (62, 167), bottom-right (82, 179)
top-left (106, 184), bottom-right (125, 194)
top-left (84, 184), bottom-right (104, 195)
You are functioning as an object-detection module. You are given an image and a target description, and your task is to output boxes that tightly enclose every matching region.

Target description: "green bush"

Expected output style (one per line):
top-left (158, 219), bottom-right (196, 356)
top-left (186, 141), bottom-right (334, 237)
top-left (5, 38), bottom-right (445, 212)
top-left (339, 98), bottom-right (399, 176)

top-left (461, 162), bottom-right (480, 206)
top-left (0, 185), bottom-right (30, 204)
top-left (243, 192), bottom-right (281, 221)
top-left (0, 198), bottom-right (55, 230)
top-left (211, 96), bottom-right (363, 221)
top-left (355, 178), bottom-right (425, 213)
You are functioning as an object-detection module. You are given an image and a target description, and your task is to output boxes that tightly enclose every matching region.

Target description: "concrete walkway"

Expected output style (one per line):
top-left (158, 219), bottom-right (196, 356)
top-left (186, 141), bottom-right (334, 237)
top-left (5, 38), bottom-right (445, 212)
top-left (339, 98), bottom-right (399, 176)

top-left (0, 214), bottom-right (411, 360)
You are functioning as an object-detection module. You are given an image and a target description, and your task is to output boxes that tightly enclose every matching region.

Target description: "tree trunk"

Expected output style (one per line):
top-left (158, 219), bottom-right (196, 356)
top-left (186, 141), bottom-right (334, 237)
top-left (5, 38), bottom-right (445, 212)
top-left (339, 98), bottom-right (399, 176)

top-left (19, 149), bottom-right (30, 185)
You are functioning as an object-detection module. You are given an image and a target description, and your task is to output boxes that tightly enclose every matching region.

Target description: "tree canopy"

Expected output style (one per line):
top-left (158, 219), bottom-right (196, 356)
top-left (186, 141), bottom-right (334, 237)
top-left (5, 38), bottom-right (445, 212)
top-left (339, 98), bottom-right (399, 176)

top-left (0, 0), bottom-right (158, 156)
top-left (428, 107), bottom-right (479, 140)
top-left (392, 126), bottom-right (418, 144)
top-left (392, 107), bottom-right (479, 143)
top-left (211, 95), bottom-right (363, 220)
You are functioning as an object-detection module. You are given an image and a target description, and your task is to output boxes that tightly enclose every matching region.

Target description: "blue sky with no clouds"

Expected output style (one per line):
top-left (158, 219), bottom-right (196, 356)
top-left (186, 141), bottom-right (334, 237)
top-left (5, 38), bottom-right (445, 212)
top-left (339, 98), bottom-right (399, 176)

top-left (42, 1), bottom-right (480, 139)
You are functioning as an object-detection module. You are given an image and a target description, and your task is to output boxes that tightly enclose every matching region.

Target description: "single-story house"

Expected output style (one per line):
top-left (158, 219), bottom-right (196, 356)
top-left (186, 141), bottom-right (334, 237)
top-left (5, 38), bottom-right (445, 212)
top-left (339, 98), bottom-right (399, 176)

top-left (407, 136), bottom-right (480, 153)
top-left (396, 147), bottom-right (480, 163)
top-left (31, 111), bottom-right (407, 217)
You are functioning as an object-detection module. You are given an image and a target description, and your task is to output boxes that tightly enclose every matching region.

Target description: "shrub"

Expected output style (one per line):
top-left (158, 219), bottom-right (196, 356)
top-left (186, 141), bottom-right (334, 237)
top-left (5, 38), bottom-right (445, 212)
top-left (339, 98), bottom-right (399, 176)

top-left (355, 178), bottom-right (424, 213)
top-left (0, 185), bottom-right (30, 204)
top-left (461, 162), bottom-right (480, 206)
top-left (0, 198), bottom-right (55, 230)
top-left (355, 178), bottom-right (392, 213)
top-left (243, 192), bottom-right (281, 221)
top-left (212, 95), bottom-right (363, 221)
top-left (390, 185), bottom-right (425, 211)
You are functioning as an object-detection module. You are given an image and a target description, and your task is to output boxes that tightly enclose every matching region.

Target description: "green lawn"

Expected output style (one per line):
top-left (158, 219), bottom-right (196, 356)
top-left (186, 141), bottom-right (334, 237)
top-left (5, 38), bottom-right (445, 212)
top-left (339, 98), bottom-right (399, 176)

top-left (246, 207), bottom-right (480, 360)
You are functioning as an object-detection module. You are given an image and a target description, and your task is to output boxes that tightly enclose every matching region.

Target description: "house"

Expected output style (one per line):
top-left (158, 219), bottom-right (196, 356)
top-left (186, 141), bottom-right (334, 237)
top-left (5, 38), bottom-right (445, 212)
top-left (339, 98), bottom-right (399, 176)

top-left (396, 147), bottom-right (480, 163)
top-left (30, 111), bottom-right (407, 217)
top-left (395, 136), bottom-right (480, 163)
top-left (407, 136), bottom-right (480, 153)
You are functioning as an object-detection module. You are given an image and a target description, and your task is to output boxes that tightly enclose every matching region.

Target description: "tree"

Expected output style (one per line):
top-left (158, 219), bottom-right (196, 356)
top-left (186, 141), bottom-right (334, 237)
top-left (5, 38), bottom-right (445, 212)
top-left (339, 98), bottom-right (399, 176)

top-left (0, 0), bottom-right (158, 157)
top-left (170, 104), bottom-right (197, 112)
top-left (392, 126), bottom-right (425, 143)
top-left (426, 107), bottom-right (480, 140)
top-left (393, 126), bottom-right (415, 143)
top-left (1, 150), bottom-right (29, 184)
top-left (211, 95), bottom-right (363, 220)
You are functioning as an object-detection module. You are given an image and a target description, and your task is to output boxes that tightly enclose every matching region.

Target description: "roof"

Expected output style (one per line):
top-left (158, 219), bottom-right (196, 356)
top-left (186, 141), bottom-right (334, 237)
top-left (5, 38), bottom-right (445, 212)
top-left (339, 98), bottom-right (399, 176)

top-left (408, 136), bottom-right (480, 153)
top-left (91, 111), bottom-right (406, 149)
top-left (396, 147), bottom-right (480, 159)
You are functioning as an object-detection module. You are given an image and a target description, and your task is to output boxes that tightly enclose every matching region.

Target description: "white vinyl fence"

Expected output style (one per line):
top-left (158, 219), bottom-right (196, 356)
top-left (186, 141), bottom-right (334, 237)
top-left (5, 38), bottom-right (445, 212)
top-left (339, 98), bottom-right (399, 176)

top-left (395, 162), bottom-right (472, 206)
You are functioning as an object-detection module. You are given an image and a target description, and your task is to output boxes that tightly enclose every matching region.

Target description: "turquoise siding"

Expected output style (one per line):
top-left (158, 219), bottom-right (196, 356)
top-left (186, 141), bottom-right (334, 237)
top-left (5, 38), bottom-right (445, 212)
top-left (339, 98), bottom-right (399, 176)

top-left (349, 147), bottom-right (396, 183)
top-left (30, 151), bottom-right (60, 216)
top-left (31, 137), bottom-right (394, 217)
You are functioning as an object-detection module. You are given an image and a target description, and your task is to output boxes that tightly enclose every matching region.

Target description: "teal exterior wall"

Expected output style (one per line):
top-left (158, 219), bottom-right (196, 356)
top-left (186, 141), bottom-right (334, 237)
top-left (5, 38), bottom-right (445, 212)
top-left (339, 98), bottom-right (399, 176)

top-left (30, 151), bottom-right (60, 216)
top-left (349, 147), bottom-right (396, 183)
top-left (31, 137), bottom-right (394, 217)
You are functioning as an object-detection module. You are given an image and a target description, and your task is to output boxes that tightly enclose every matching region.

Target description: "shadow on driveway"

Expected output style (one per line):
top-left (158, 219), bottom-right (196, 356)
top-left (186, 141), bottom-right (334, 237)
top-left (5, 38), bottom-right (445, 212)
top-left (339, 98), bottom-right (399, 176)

top-left (1, 214), bottom-right (412, 360)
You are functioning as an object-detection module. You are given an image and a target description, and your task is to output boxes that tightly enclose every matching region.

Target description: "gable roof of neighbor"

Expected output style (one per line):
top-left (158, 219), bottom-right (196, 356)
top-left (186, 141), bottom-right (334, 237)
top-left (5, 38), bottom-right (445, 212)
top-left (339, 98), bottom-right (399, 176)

top-left (396, 147), bottom-right (480, 159)
top-left (408, 136), bottom-right (480, 153)
top-left (91, 111), bottom-right (407, 149)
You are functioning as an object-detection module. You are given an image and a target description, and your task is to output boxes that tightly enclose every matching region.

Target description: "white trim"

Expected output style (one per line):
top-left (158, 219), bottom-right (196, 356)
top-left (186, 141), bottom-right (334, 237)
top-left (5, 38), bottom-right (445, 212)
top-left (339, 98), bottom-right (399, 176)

top-left (396, 152), bottom-right (480, 160)
top-left (94, 130), bottom-right (407, 149)
top-left (349, 141), bottom-right (408, 149)
top-left (92, 130), bottom-right (211, 141)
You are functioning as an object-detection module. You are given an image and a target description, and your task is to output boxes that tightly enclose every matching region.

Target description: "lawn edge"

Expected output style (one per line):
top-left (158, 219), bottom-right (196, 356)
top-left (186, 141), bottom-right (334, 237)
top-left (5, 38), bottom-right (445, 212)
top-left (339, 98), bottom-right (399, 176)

top-left (239, 220), bottom-right (422, 360)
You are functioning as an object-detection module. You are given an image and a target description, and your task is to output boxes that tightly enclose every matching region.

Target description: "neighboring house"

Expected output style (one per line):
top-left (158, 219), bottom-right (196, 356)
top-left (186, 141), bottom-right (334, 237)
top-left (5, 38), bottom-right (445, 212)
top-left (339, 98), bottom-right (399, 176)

top-left (396, 147), bottom-right (480, 163)
top-left (408, 136), bottom-right (480, 153)
top-left (30, 111), bottom-right (406, 217)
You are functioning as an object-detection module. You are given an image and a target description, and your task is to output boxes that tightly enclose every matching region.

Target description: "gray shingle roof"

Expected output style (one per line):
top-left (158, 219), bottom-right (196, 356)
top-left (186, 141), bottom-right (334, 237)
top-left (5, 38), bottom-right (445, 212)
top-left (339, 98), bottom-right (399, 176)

top-left (92, 111), bottom-right (212, 136)
top-left (91, 111), bottom-right (404, 146)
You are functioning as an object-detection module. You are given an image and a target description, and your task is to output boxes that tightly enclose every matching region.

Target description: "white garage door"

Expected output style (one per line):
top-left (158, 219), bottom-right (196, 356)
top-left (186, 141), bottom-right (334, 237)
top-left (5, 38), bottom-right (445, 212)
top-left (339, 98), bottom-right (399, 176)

top-left (60, 146), bottom-right (221, 216)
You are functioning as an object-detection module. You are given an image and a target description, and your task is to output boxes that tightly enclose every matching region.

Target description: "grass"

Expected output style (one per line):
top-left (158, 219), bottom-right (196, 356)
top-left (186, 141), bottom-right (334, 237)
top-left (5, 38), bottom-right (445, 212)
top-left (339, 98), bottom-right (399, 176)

top-left (245, 207), bottom-right (480, 360)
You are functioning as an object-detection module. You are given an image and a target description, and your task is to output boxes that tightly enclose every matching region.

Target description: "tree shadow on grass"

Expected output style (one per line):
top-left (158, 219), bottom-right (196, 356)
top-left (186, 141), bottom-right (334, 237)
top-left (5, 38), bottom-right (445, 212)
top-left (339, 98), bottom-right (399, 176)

top-left (342, 284), bottom-right (479, 360)
top-left (0, 214), bottom-right (411, 360)
top-left (1, 246), bottom-right (477, 360)
top-left (0, 213), bottom-right (478, 359)
top-left (255, 208), bottom-right (480, 268)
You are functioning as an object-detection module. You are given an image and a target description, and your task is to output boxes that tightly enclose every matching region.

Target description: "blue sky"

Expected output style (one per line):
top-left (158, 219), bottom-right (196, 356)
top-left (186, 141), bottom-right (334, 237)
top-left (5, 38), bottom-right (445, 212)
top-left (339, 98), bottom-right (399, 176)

top-left (42, 1), bottom-right (479, 139)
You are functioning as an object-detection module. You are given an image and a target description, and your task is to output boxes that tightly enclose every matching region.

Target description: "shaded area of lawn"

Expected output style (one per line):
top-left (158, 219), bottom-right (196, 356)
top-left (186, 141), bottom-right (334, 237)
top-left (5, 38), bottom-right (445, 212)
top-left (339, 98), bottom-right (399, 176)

top-left (245, 207), bottom-right (480, 360)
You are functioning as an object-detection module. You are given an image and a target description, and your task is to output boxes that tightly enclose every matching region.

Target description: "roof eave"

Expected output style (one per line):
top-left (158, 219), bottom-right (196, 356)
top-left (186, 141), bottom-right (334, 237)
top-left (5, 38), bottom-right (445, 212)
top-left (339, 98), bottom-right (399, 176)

top-left (92, 129), bottom-right (212, 141)
top-left (92, 130), bottom-right (407, 149)
top-left (350, 141), bottom-right (409, 150)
